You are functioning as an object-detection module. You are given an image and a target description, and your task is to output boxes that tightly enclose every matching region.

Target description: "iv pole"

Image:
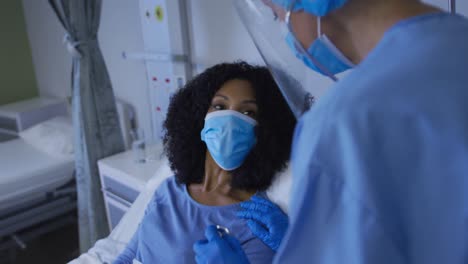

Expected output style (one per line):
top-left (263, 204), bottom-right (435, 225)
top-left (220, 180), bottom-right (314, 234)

top-left (449, 0), bottom-right (456, 14)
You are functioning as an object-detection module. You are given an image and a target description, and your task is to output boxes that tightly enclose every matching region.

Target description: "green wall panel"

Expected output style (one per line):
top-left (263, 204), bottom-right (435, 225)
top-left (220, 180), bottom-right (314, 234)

top-left (0, 0), bottom-right (38, 105)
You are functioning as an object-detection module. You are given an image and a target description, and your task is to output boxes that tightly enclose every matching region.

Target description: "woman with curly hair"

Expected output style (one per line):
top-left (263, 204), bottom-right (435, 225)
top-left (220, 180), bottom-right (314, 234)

top-left (114, 61), bottom-right (296, 264)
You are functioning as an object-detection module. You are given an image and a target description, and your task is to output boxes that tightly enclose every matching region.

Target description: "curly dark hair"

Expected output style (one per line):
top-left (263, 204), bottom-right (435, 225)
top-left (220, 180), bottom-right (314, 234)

top-left (163, 61), bottom-right (296, 191)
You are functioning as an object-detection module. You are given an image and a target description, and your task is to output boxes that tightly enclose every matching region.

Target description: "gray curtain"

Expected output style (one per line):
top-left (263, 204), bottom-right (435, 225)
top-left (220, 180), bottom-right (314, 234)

top-left (49, 0), bottom-right (125, 252)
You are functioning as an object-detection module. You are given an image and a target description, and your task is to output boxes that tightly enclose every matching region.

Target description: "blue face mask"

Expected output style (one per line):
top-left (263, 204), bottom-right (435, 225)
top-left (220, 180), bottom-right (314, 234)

top-left (285, 17), bottom-right (355, 77)
top-left (274, 0), bottom-right (349, 17)
top-left (200, 110), bottom-right (257, 171)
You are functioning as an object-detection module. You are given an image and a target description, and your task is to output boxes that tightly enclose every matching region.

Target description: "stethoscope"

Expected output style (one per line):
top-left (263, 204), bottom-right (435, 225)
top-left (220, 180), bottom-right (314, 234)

top-left (216, 225), bottom-right (230, 237)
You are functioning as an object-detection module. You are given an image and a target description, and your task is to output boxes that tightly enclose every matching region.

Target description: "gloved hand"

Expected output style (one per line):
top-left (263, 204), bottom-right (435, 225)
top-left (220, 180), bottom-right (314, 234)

top-left (237, 196), bottom-right (288, 251)
top-left (193, 225), bottom-right (250, 264)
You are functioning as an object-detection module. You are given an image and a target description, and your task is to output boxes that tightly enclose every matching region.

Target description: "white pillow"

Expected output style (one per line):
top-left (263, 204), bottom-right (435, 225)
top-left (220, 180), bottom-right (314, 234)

top-left (266, 165), bottom-right (292, 213)
top-left (19, 116), bottom-right (74, 159)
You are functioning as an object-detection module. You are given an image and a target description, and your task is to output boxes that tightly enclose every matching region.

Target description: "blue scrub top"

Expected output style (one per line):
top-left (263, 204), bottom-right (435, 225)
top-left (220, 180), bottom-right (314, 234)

top-left (275, 13), bottom-right (468, 264)
top-left (114, 176), bottom-right (273, 264)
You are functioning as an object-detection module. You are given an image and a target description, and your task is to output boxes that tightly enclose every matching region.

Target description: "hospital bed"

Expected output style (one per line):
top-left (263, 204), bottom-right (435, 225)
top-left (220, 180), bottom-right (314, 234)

top-left (69, 156), bottom-right (292, 264)
top-left (0, 135), bottom-right (74, 212)
top-left (0, 116), bottom-right (76, 256)
top-left (0, 98), bottom-right (135, 258)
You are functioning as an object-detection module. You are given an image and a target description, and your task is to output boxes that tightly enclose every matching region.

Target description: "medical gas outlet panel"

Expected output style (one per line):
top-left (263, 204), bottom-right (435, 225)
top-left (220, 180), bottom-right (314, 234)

top-left (127, 0), bottom-right (192, 144)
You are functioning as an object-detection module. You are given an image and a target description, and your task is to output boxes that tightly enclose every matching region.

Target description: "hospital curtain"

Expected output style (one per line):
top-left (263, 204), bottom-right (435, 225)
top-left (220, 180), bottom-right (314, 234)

top-left (49, 0), bottom-right (125, 252)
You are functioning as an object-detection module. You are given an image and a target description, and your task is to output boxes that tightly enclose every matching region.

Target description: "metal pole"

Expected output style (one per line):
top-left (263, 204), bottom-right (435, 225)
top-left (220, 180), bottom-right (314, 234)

top-left (449, 0), bottom-right (456, 14)
top-left (178, 0), bottom-right (193, 80)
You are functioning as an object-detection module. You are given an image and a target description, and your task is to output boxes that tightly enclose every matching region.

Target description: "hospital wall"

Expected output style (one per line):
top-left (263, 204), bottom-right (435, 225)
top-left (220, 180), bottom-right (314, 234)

top-left (429, 0), bottom-right (467, 11)
top-left (187, 0), bottom-right (264, 71)
top-left (0, 0), bottom-right (38, 105)
top-left (21, 0), bottom-right (71, 101)
top-left (20, 0), bottom-right (468, 143)
top-left (20, 0), bottom-right (265, 142)
top-left (22, 0), bottom-right (154, 138)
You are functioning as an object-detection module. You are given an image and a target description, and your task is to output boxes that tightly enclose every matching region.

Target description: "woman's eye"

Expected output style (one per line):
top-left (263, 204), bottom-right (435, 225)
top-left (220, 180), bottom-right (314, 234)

top-left (212, 104), bottom-right (225, 110)
top-left (243, 111), bottom-right (256, 117)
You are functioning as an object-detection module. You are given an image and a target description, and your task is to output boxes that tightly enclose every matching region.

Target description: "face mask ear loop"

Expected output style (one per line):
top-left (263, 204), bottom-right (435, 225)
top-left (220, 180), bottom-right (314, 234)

top-left (286, 1), bottom-right (338, 82)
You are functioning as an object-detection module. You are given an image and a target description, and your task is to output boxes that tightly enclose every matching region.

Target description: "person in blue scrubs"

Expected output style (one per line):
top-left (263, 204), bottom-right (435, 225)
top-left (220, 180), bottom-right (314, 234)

top-left (194, 0), bottom-right (468, 263)
top-left (113, 62), bottom-right (295, 264)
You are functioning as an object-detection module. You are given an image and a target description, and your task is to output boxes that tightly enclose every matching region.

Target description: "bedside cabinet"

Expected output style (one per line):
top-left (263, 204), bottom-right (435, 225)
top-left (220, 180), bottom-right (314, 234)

top-left (98, 144), bottom-right (164, 230)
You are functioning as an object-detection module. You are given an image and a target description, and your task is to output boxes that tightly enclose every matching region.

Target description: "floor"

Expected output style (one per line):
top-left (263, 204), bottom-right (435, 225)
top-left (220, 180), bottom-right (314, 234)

top-left (0, 223), bottom-right (79, 264)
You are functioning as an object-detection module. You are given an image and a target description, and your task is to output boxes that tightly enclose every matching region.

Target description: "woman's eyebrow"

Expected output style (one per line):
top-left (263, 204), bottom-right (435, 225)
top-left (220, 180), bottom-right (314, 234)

top-left (242, 100), bottom-right (257, 105)
top-left (214, 94), bottom-right (257, 105)
top-left (214, 94), bottom-right (229, 100)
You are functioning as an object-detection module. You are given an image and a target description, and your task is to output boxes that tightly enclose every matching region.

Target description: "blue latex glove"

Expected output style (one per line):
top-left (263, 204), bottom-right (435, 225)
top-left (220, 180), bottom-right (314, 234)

top-left (237, 196), bottom-right (288, 251)
top-left (193, 225), bottom-right (250, 264)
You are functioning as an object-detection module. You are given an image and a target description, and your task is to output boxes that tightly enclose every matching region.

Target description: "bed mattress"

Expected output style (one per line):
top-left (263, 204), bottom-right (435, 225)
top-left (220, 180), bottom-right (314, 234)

top-left (0, 139), bottom-right (74, 210)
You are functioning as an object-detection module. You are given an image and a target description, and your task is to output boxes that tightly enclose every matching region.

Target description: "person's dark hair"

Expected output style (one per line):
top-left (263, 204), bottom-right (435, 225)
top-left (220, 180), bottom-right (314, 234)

top-left (163, 61), bottom-right (296, 191)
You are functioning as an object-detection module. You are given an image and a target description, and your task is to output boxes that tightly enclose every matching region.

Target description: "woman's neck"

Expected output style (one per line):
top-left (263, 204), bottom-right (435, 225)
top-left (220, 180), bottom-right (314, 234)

top-left (200, 153), bottom-right (233, 193)
top-left (187, 152), bottom-right (255, 206)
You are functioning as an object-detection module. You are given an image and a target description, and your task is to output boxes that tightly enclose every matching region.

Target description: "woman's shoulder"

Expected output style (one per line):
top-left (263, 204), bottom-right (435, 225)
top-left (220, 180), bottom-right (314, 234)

top-left (151, 175), bottom-right (186, 204)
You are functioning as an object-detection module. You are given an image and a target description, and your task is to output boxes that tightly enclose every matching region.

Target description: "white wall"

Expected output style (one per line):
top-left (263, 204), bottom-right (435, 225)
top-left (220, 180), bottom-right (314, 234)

top-left (99, 0), bottom-right (152, 140)
top-left (22, 0), bottom-right (70, 99)
top-left (425, 0), bottom-right (468, 15)
top-left (187, 0), bottom-right (264, 71)
top-left (21, 0), bottom-right (266, 143)
top-left (22, 0), bottom-right (153, 141)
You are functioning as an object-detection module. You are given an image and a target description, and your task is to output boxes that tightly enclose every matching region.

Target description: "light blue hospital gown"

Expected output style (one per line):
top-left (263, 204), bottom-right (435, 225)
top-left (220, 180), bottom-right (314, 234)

top-left (113, 176), bottom-right (273, 264)
top-left (275, 13), bottom-right (468, 264)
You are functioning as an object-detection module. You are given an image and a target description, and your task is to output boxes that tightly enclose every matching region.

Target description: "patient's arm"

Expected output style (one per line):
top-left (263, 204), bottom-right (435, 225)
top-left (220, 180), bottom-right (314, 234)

top-left (112, 230), bottom-right (138, 264)
top-left (112, 191), bottom-right (159, 264)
